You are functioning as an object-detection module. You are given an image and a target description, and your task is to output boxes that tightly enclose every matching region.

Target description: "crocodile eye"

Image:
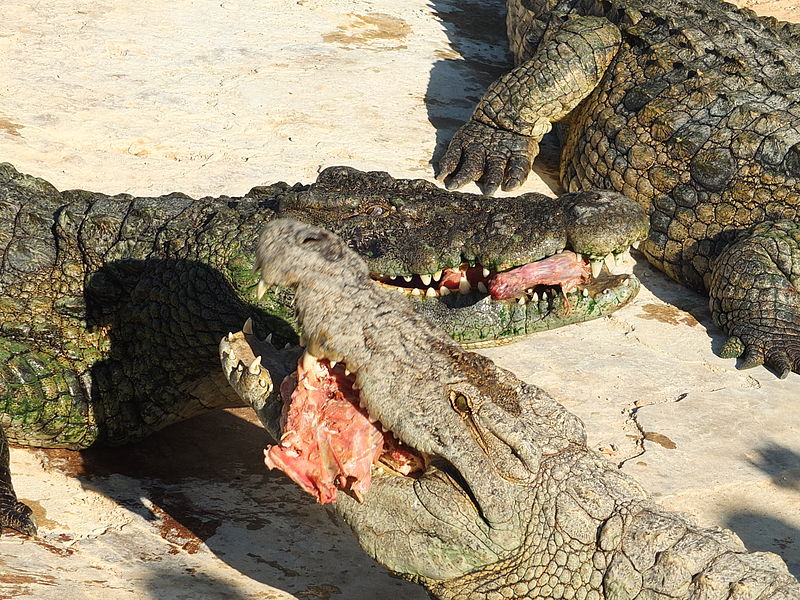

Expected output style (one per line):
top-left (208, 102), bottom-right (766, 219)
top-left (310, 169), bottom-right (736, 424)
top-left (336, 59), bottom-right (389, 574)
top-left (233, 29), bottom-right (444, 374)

top-left (449, 391), bottom-right (472, 416)
top-left (364, 203), bottom-right (392, 217)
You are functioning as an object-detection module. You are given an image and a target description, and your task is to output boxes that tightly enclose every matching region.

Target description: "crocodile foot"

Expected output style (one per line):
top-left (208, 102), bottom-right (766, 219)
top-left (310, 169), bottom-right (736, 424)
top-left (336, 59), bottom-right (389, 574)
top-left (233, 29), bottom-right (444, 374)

top-left (709, 220), bottom-right (800, 378)
top-left (437, 120), bottom-right (536, 194)
top-left (0, 495), bottom-right (37, 536)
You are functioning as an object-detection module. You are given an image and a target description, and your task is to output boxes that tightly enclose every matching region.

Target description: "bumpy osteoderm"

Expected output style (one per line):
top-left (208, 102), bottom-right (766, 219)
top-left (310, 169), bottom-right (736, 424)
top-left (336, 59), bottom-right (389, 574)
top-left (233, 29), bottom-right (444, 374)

top-left (223, 220), bottom-right (800, 600)
top-left (440, 0), bottom-right (800, 375)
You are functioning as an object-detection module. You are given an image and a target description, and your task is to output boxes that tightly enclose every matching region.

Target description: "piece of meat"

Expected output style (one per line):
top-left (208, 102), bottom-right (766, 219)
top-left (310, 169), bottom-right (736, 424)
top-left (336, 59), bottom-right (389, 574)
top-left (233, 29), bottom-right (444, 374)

top-left (264, 356), bottom-right (384, 504)
top-left (488, 251), bottom-right (590, 300)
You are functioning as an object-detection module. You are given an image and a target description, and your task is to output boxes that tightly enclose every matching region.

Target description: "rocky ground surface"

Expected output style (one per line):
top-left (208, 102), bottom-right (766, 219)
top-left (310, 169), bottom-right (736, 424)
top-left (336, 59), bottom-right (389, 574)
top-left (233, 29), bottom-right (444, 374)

top-left (1, 0), bottom-right (798, 598)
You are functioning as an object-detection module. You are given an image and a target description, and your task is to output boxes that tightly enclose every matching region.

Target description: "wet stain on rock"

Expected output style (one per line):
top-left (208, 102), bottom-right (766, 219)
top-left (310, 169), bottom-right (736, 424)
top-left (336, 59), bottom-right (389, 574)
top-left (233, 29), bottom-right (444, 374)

top-left (638, 303), bottom-right (699, 327)
top-left (322, 13), bottom-right (410, 50)
top-left (0, 118), bottom-right (23, 137)
top-left (644, 431), bottom-right (677, 449)
top-left (147, 489), bottom-right (221, 555)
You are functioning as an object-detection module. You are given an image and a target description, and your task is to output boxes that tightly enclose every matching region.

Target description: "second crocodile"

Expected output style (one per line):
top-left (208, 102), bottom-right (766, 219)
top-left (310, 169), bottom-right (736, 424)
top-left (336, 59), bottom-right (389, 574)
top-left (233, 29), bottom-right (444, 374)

top-left (439, 0), bottom-right (800, 377)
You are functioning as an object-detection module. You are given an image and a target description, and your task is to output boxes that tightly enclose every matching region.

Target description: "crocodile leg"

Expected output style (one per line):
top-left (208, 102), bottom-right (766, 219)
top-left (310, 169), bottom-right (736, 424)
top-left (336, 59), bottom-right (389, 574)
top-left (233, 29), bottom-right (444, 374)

top-left (708, 220), bottom-right (800, 378)
top-left (438, 15), bottom-right (621, 194)
top-left (0, 427), bottom-right (36, 536)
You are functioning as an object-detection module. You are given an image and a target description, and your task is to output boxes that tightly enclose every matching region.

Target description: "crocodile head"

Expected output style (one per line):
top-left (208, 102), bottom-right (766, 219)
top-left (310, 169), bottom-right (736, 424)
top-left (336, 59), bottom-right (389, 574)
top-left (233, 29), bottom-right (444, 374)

top-left (221, 219), bottom-right (592, 591)
top-left (279, 166), bottom-right (648, 346)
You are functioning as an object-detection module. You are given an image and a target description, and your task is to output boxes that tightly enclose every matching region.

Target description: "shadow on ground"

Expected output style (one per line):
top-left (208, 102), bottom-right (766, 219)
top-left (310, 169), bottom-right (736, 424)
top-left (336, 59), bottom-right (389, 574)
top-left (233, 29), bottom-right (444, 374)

top-left (36, 408), bottom-right (414, 598)
top-left (723, 442), bottom-right (800, 577)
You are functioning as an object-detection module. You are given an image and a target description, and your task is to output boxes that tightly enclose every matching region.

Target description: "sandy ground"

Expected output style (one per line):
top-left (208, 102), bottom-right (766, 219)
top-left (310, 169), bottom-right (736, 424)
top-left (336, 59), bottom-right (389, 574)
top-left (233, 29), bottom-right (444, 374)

top-left (1, 0), bottom-right (799, 598)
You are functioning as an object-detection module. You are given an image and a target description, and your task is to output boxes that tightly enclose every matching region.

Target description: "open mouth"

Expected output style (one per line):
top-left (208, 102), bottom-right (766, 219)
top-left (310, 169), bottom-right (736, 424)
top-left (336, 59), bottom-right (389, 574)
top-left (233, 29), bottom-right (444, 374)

top-left (369, 246), bottom-right (637, 308)
top-left (221, 329), bottom-right (429, 505)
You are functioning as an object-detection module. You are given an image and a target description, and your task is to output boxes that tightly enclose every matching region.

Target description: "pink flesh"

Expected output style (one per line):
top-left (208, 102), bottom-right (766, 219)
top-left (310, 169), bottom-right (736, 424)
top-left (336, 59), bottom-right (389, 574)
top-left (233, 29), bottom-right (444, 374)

top-left (265, 358), bottom-right (384, 504)
top-left (265, 356), bottom-right (424, 504)
top-left (488, 251), bottom-right (590, 300)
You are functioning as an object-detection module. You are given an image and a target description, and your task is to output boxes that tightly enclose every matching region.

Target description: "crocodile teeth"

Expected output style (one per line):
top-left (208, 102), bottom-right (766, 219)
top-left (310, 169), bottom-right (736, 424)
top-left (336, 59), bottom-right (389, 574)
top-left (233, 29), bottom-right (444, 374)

top-left (590, 260), bottom-right (603, 279)
top-left (403, 275), bottom-right (413, 283)
top-left (256, 279), bottom-right (268, 300)
top-left (425, 287), bottom-right (437, 298)
top-left (420, 274), bottom-right (432, 286)
top-left (530, 292), bottom-right (539, 302)
top-left (411, 288), bottom-right (422, 296)
top-left (604, 253), bottom-right (616, 271)
top-left (477, 282), bottom-right (488, 294)
top-left (432, 270), bottom-right (442, 282)
top-left (632, 241), bottom-right (640, 250)
top-left (330, 360), bottom-right (337, 369)
top-left (302, 351), bottom-right (317, 372)
top-left (266, 333), bottom-right (273, 344)
top-left (482, 267), bottom-right (490, 278)
top-left (439, 286), bottom-right (450, 296)
top-left (459, 277), bottom-right (471, 294)
top-left (248, 356), bottom-right (262, 375)
top-left (243, 317), bottom-right (254, 335)
top-left (583, 288), bottom-right (590, 297)
top-left (226, 332), bottom-right (236, 342)
top-left (517, 296), bottom-right (526, 305)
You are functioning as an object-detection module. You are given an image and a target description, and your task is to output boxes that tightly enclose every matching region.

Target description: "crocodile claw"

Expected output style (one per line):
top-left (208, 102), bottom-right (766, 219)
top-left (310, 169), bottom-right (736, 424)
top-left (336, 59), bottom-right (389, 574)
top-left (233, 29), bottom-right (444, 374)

top-left (437, 120), bottom-right (536, 194)
top-left (0, 497), bottom-right (37, 537)
top-left (724, 334), bottom-right (799, 379)
top-left (709, 221), bottom-right (800, 378)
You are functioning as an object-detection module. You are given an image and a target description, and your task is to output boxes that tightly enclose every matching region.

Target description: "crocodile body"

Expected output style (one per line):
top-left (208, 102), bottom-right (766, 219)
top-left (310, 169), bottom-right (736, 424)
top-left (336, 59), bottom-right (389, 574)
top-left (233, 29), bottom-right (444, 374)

top-left (439, 0), bottom-right (800, 376)
top-left (224, 219), bottom-right (800, 600)
top-left (0, 162), bottom-right (644, 534)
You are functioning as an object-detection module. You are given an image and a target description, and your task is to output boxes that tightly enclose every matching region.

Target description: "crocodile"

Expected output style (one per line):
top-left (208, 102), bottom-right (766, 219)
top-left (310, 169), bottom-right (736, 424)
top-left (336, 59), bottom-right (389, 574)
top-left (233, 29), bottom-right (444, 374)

top-left (0, 161), bottom-right (645, 535)
top-left (437, 0), bottom-right (800, 377)
top-left (222, 219), bottom-right (800, 600)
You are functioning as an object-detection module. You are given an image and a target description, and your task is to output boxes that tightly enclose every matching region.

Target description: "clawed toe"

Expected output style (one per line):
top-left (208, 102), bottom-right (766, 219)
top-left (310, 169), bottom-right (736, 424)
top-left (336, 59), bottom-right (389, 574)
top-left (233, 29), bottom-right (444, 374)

top-left (1, 499), bottom-right (37, 537)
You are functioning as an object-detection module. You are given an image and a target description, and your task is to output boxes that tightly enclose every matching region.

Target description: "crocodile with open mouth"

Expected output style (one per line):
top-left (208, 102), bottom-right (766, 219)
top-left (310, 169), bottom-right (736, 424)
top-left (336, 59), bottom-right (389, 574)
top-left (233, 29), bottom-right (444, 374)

top-left (0, 162), bottom-right (644, 535)
top-left (222, 219), bottom-right (800, 600)
top-left (438, 0), bottom-right (800, 376)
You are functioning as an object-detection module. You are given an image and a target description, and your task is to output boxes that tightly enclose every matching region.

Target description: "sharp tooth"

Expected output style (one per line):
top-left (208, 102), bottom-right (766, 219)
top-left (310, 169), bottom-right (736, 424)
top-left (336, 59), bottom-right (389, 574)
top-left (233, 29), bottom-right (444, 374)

top-left (243, 317), bottom-right (254, 335)
top-left (389, 274), bottom-right (398, 280)
top-left (439, 286), bottom-right (451, 296)
top-left (411, 288), bottom-right (422, 296)
top-left (583, 288), bottom-right (589, 297)
top-left (256, 279), bottom-right (268, 300)
top-left (432, 270), bottom-right (442, 282)
top-left (302, 351), bottom-right (317, 372)
top-left (236, 363), bottom-right (244, 373)
top-left (248, 356), bottom-right (262, 375)
top-left (604, 254), bottom-right (615, 270)
top-left (531, 292), bottom-right (539, 302)
top-left (403, 275), bottom-right (413, 283)
top-left (632, 241), bottom-right (641, 250)
top-left (425, 287), bottom-right (438, 297)
top-left (482, 267), bottom-right (490, 278)
top-left (591, 260), bottom-right (603, 279)
top-left (330, 360), bottom-right (337, 369)
top-left (526, 288), bottom-right (534, 294)
top-left (266, 333), bottom-right (273, 344)
top-left (345, 367), bottom-right (351, 376)
top-left (458, 277), bottom-right (471, 294)
top-left (420, 274), bottom-right (432, 286)
top-left (226, 332), bottom-right (235, 342)
top-left (477, 282), bottom-right (488, 294)
top-left (517, 296), bottom-right (526, 305)
top-left (352, 379), bottom-right (360, 390)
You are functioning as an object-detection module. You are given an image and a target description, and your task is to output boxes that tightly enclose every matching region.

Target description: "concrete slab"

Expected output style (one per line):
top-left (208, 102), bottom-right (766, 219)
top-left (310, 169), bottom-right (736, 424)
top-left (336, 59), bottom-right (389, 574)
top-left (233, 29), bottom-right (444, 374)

top-left (1, 0), bottom-right (799, 598)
